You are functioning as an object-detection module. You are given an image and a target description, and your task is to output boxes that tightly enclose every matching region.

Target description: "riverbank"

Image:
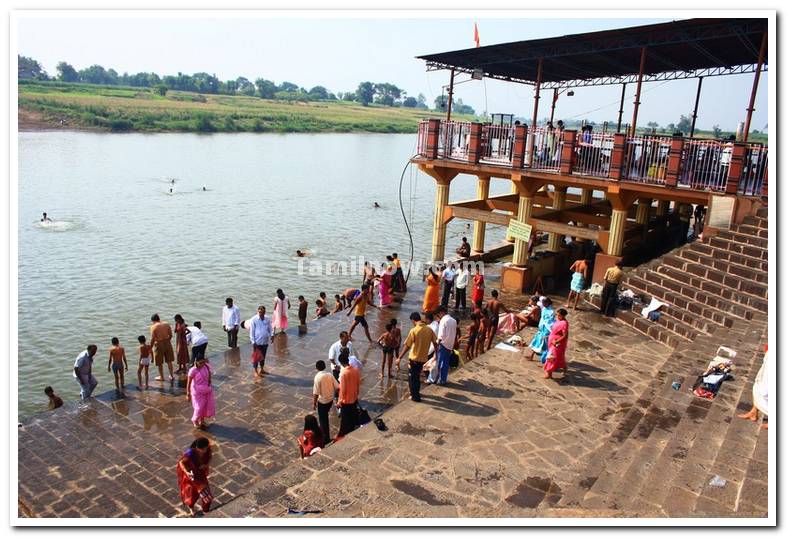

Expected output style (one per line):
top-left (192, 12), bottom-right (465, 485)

top-left (18, 81), bottom-right (461, 133)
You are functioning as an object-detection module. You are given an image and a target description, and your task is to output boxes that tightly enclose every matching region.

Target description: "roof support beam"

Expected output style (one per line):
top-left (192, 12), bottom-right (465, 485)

top-left (743, 30), bottom-right (767, 142)
top-left (689, 76), bottom-right (703, 137)
top-left (630, 47), bottom-right (647, 135)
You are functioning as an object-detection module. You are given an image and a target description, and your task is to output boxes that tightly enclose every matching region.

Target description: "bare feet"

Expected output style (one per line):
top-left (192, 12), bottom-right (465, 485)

top-left (154, 376), bottom-right (164, 381)
top-left (738, 409), bottom-right (758, 421)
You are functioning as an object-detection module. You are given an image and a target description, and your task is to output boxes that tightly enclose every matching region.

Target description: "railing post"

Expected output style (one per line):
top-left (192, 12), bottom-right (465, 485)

top-left (725, 143), bottom-right (748, 195)
top-left (559, 130), bottom-right (577, 174)
top-left (608, 133), bottom-right (627, 180)
top-left (467, 122), bottom-right (483, 164)
top-left (425, 118), bottom-right (441, 159)
top-left (761, 161), bottom-right (768, 197)
top-left (665, 135), bottom-right (685, 188)
top-left (511, 124), bottom-right (528, 168)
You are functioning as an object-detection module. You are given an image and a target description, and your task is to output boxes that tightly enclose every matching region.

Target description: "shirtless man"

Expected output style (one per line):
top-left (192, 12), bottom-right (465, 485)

top-left (566, 258), bottom-right (589, 311)
top-left (346, 284), bottom-right (379, 343)
top-left (485, 290), bottom-right (510, 351)
top-left (341, 288), bottom-right (359, 310)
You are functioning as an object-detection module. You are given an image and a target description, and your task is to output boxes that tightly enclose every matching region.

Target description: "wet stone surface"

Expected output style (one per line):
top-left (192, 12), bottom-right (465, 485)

top-left (18, 271), bottom-right (767, 519)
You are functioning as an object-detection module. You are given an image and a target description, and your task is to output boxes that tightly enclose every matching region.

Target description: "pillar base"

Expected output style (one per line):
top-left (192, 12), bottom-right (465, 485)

top-left (501, 264), bottom-right (533, 294)
top-left (591, 253), bottom-right (623, 286)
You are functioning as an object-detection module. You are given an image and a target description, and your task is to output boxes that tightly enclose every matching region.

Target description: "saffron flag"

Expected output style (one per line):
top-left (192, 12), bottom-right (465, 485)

top-left (474, 23), bottom-right (480, 48)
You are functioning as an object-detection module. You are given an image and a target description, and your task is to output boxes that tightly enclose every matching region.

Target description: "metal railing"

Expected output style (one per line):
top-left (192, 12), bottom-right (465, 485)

top-left (529, 127), bottom-right (564, 172)
top-left (573, 131), bottom-right (615, 178)
top-left (437, 121), bottom-right (472, 161)
top-left (416, 120), bottom-right (767, 197)
top-left (622, 135), bottom-right (672, 185)
top-left (480, 124), bottom-right (515, 166)
top-left (679, 139), bottom-right (731, 192)
top-left (739, 144), bottom-right (768, 196)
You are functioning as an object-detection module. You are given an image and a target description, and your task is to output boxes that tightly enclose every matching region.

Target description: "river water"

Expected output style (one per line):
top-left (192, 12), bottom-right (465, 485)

top-left (17, 132), bottom-right (512, 418)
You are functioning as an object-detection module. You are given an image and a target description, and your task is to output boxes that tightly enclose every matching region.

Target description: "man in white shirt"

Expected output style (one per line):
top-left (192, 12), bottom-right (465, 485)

top-left (435, 305), bottom-right (458, 385)
top-left (328, 331), bottom-right (354, 380)
top-left (454, 262), bottom-right (469, 311)
top-left (313, 359), bottom-right (340, 440)
top-left (426, 312), bottom-right (441, 384)
top-left (222, 297), bottom-right (240, 348)
top-left (73, 345), bottom-right (98, 400)
top-left (249, 305), bottom-right (273, 376)
top-left (186, 321), bottom-right (209, 366)
top-left (440, 263), bottom-right (456, 309)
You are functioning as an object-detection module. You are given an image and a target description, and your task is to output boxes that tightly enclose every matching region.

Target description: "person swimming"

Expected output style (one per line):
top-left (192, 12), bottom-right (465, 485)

top-left (374, 202), bottom-right (380, 208)
top-left (296, 250), bottom-right (307, 257)
top-left (41, 212), bottom-right (51, 222)
top-left (202, 186), bottom-right (207, 191)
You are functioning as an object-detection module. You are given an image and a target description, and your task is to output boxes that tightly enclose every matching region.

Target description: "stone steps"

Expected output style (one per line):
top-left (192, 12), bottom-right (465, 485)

top-left (715, 229), bottom-right (768, 250)
top-left (731, 223), bottom-right (768, 240)
top-left (631, 300), bottom-right (714, 338)
top-left (742, 215), bottom-right (767, 229)
top-left (660, 255), bottom-right (768, 301)
top-left (689, 241), bottom-right (769, 273)
top-left (675, 249), bottom-right (768, 285)
top-left (706, 235), bottom-right (768, 262)
top-left (654, 265), bottom-right (768, 312)
top-left (574, 327), bottom-right (767, 516)
top-left (624, 272), bottom-right (757, 324)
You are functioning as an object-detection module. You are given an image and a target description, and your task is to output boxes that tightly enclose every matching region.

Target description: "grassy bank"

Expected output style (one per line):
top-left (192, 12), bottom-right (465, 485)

top-left (18, 80), bottom-right (463, 133)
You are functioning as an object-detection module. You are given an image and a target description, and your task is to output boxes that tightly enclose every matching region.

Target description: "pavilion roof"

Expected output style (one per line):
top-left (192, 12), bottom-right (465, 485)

top-left (417, 18), bottom-right (768, 88)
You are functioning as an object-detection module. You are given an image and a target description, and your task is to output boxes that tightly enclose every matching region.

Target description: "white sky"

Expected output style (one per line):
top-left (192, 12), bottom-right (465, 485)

top-left (17, 15), bottom-right (768, 131)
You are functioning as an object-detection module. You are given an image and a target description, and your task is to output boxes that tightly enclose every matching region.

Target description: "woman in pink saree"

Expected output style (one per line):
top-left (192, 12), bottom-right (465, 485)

top-left (187, 357), bottom-right (215, 428)
top-left (378, 263), bottom-right (393, 307)
top-left (544, 308), bottom-right (569, 380)
top-left (272, 288), bottom-right (290, 334)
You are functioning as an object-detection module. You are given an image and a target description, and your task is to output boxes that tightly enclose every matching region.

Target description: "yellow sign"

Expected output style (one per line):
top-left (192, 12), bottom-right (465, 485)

top-left (507, 219), bottom-right (532, 242)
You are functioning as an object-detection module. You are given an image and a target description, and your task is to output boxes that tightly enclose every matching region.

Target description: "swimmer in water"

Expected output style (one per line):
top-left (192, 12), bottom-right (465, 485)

top-left (41, 212), bottom-right (51, 222)
top-left (374, 202), bottom-right (380, 208)
top-left (296, 250), bottom-right (306, 258)
top-left (202, 186), bottom-right (207, 191)
top-left (169, 188), bottom-right (173, 194)
top-left (171, 179), bottom-right (176, 185)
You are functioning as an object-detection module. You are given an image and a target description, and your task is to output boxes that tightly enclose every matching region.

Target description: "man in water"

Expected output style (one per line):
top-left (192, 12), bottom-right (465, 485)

top-left (456, 237), bottom-right (471, 258)
top-left (222, 297), bottom-right (240, 348)
top-left (41, 212), bottom-right (51, 222)
top-left (149, 314), bottom-right (175, 382)
top-left (374, 202), bottom-right (380, 208)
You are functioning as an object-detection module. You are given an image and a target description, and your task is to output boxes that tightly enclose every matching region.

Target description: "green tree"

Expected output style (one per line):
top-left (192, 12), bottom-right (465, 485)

top-left (374, 82), bottom-right (402, 106)
top-left (402, 96), bottom-right (418, 108)
top-left (646, 121), bottom-right (659, 131)
top-left (676, 114), bottom-right (692, 133)
top-left (18, 55), bottom-right (47, 80)
top-left (712, 125), bottom-right (722, 138)
top-left (308, 85), bottom-right (329, 100)
top-left (416, 93), bottom-right (428, 109)
top-left (342, 92), bottom-right (355, 101)
top-left (56, 61), bottom-right (79, 82)
top-left (278, 81), bottom-right (299, 93)
top-left (434, 95), bottom-right (448, 110)
top-left (236, 77), bottom-right (256, 96)
top-left (154, 84), bottom-right (168, 96)
top-left (255, 78), bottom-right (276, 99)
top-left (453, 99), bottom-right (475, 115)
top-left (355, 82), bottom-right (375, 106)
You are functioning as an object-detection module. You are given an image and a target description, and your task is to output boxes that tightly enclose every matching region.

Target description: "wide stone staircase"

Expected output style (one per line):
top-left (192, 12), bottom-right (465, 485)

top-left (564, 206), bottom-right (769, 517)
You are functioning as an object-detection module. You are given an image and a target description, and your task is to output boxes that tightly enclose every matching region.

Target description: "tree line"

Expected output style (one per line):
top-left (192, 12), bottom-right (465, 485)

top-left (18, 55), bottom-right (475, 113)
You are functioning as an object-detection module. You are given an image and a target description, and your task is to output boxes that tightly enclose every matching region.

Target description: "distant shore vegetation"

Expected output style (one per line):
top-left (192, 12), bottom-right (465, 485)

top-left (18, 55), bottom-right (477, 133)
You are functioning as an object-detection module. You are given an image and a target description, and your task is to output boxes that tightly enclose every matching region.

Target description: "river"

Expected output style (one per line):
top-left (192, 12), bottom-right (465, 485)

top-left (17, 131), bottom-right (513, 418)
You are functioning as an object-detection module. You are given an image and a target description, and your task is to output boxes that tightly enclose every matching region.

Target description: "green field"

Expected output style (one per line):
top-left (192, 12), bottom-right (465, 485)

top-left (18, 80), bottom-right (469, 133)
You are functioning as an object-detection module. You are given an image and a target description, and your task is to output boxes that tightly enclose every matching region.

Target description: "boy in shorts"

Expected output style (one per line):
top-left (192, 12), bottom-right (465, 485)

top-left (137, 335), bottom-right (152, 390)
top-left (376, 322), bottom-right (396, 378)
top-left (107, 337), bottom-right (128, 392)
top-left (346, 284), bottom-right (379, 343)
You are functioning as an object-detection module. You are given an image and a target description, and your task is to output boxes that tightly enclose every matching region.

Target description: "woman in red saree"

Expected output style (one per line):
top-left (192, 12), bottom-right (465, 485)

top-left (177, 437), bottom-right (213, 516)
top-left (544, 308), bottom-right (569, 380)
top-left (297, 414), bottom-right (325, 458)
top-left (471, 267), bottom-right (485, 308)
top-left (174, 314), bottom-right (189, 374)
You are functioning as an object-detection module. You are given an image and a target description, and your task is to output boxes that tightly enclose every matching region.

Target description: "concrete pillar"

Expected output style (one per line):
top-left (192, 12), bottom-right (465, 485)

top-left (472, 176), bottom-right (490, 254)
top-left (511, 195), bottom-right (534, 266)
top-left (547, 187), bottom-right (567, 252)
top-left (608, 208), bottom-right (627, 257)
top-left (505, 182), bottom-right (517, 242)
top-left (431, 181), bottom-right (450, 262)
top-left (656, 199), bottom-right (670, 216)
top-left (636, 198), bottom-right (652, 238)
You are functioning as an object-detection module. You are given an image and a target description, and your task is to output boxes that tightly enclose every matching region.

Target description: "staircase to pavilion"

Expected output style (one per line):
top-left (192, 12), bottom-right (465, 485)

top-left (561, 206), bottom-right (770, 516)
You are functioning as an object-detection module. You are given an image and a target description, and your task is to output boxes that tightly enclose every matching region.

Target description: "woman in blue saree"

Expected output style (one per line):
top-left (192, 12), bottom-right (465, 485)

top-left (525, 297), bottom-right (555, 362)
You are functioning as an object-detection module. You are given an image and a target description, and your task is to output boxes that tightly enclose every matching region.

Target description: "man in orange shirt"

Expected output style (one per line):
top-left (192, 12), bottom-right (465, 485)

top-left (336, 349), bottom-right (361, 439)
top-left (149, 313), bottom-right (175, 382)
